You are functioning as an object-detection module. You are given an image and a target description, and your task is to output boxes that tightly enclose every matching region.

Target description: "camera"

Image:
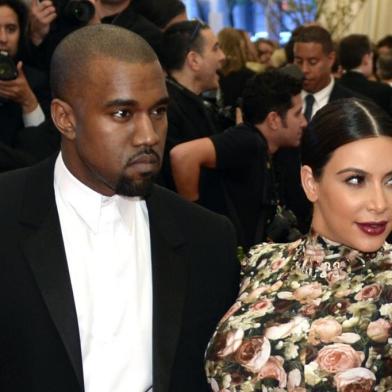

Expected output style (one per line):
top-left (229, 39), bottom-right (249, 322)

top-left (56, 0), bottom-right (95, 24)
top-left (265, 205), bottom-right (302, 243)
top-left (0, 51), bottom-right (18, 81)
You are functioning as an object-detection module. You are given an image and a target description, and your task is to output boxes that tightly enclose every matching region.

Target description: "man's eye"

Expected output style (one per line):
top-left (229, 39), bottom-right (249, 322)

top-left (151, 106), bottom-right (167, 118)
top-left (113, 109), bottom-right (130, 119)
top-left (309, 60), bottom-right (318, 66)
top-left (386, 176), bottom-right (392, 186)
top-left (345, 175), bottom-right (365, 186)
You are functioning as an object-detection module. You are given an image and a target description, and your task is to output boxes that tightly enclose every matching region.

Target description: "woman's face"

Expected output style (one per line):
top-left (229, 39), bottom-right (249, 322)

top-left (302, 136), bottom-right (392, 252)
top-left (0, 5), bottom-right (20, 58)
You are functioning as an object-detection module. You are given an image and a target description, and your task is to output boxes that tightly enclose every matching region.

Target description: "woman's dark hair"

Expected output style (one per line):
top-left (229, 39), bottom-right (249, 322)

top-left (0, 0), bottom-right (28, 58)
top-left (301, 98), bottom-right (392, 178)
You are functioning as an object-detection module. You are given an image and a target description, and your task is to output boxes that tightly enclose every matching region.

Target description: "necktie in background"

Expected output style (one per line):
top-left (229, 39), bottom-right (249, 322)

top-left (304, 94), bottom-right (315, 123)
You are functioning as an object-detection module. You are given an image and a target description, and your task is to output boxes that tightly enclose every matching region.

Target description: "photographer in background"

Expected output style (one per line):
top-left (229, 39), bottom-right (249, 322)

top-left (0, 0), bottom-right (49, 148)
top-left (27, 0), bottom-right (164, 70)
top-left (170, 70), bottom-right (307, 250)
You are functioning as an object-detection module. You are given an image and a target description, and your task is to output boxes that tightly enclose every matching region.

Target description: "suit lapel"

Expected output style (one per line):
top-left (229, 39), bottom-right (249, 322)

top-left (19, 157), bottom-right (84, 390)
top-left (147, 187), bottom-right (188, 392)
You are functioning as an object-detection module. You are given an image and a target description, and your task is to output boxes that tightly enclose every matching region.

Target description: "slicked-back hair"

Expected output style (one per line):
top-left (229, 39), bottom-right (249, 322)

top-left (0, 0), bottom-right (28, 58)
top-left (339, 34), bottom-right (371, 71)
top-left (241, 70), bottom-right (302, 126)
top-left (302, 98), bottom-right (392, 179)
top-left (160, 20), bottom-right (209, 72)
top-left (50, 24), bottom-right (158, 101)
top-left (294, 25), bottom-right (334, 54)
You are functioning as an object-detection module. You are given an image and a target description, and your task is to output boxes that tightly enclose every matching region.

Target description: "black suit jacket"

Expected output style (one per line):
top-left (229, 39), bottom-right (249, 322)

top-left (339, 71), bottom-right (392, 115)
top-left (0, 157), bottom-right (240, 392)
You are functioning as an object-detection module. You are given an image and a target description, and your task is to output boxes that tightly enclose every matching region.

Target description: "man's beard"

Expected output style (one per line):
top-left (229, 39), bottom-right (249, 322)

top-left (115, 173), bottom-right (155, 197)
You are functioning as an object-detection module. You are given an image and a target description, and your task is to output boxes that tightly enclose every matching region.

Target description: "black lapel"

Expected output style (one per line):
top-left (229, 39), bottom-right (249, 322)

top-left (19, 157), bottom-right (84, 390)
top-left (147, 186), bottom-right (188, 392)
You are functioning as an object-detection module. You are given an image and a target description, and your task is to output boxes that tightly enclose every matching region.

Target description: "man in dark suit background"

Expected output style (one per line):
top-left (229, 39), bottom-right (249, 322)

top-left (277, 25), bottom-right (360, 232)
top-left (0, 24), bottom-right (239, 392)
top-left (293, 25), bottom-right (358, 122)
top-left (339, 34), bottom-right (392, 116)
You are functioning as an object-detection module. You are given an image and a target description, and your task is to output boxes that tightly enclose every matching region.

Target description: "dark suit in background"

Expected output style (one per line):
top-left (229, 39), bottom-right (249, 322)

top-left (339, 71), bottom-right (392, 115)
top-left (0, 157), bottom-right (240, 392)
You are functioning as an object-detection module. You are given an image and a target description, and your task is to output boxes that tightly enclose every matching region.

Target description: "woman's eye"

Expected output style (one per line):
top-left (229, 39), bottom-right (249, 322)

top-left (345, 175), bottom-right (365, 185)
top-left (386, 176), bottom-right (392, 186)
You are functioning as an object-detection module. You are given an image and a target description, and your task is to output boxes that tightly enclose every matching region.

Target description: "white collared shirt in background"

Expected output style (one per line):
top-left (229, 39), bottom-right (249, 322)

top-left (301, 77), bottom-right (335, 120)
top-left (54, 153), bottom-right (152, 392)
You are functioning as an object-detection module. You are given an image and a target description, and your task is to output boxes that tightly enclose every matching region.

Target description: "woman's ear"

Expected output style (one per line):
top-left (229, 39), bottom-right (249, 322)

top-left (301, 165), bottom-right (319, 202)
top-left (51, 98), bottom-right (76, 141)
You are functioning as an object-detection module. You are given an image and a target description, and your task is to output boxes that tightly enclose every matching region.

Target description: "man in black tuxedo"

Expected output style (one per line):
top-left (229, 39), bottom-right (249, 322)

top-left (0, 24), bottom-right (239, 392)
top-left (339, 34), bottom-right (392, 116)
top-left (293, 25), bottom-right (358, 121)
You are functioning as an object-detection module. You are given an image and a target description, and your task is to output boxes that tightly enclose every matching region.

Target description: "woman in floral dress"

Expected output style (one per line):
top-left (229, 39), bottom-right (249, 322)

top-left (205, 98), bottom-right (392, 392)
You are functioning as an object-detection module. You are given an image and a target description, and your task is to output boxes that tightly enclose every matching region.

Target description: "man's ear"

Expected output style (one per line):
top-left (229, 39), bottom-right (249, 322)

top-left (266, 111), bottom-right (281, 131)
top-left (327, 50), bottom-right (336, 68)
top-left (186, 50), bottom-right (202, 71)
top-left (51, 98), bottom-right (76, 141)
top-left (301, 165), bottom-right (319, 202)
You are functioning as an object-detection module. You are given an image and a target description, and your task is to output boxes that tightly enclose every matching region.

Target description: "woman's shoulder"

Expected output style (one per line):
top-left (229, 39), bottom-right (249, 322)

top-left (241, 238), bottom-right (304, 274)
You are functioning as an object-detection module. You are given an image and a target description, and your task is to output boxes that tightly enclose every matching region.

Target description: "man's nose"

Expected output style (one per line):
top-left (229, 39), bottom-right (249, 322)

top-left (132, 113), bottom-right (160, 146)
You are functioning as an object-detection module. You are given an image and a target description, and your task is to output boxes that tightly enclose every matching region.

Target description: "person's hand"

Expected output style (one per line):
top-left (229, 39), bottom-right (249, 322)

top-left (0, 62), bottom-right (39, 114)
top-left (29, 0), bottom-right (57, 46)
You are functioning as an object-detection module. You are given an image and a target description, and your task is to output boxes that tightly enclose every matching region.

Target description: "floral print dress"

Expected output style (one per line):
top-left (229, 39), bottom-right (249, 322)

top-left (205, 233), bottom-right (392, 392)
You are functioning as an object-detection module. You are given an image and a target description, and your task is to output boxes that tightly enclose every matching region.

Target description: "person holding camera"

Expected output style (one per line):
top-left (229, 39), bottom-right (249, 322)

top-left (170, 70), bottom-right (307, 250)
top-left (0, 0), bottom-right (49, 149)
top-left (27, 0), bottom-right (164, 70)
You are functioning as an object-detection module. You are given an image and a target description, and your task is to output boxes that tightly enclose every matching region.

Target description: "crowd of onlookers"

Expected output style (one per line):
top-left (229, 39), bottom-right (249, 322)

top-left (2, 0), bottom-right (392, 249)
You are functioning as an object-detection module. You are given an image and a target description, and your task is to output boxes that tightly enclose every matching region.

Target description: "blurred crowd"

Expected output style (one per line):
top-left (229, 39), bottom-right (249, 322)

top-left (2, 0), bottom-right (392, 249)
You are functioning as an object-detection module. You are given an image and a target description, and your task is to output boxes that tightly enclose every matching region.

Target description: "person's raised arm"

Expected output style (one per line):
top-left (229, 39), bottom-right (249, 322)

top-left (0, 62), bottom-right (45, 126)
top-left (170, 137), bottom-right (217, 202)
top-left (28, 0), bottom-right (57, 46)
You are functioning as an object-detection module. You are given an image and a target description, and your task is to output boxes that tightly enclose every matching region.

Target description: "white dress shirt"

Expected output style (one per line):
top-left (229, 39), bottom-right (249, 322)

top-left (54, 153), bottom-right (153, 392)
top-left (301, 77), bottom-right (335, 120)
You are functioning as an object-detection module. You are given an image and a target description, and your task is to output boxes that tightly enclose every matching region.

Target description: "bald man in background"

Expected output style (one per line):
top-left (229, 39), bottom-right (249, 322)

top-left (0, 25), bottom-right (239, 392)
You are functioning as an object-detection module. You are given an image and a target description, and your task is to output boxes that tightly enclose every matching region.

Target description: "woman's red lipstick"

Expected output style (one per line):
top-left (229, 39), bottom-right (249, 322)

top-left (356, 221), bottom-right (387, 236)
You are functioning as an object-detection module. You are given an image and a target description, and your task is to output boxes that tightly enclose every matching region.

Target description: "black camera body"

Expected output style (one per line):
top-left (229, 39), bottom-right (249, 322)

top-left (0, 51), bottom-right (18, 81)
top-left (55, 0), bottom-right (95, 25)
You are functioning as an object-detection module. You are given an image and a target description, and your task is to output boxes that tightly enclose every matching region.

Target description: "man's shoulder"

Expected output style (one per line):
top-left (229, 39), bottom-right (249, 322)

top-left (149, 184), bottom-right (230, 224)
top-left (330, 80), bottom-right (362, 100)
top-left (0, 157), bottom-right (54, 205)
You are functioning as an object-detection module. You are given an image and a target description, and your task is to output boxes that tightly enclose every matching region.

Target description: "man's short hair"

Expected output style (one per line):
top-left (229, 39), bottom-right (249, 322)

top-left (294, 25), bottom-right (334, 54)
top-left (378, 53), bottom-right (392, 80)
top-left (160, 20), bottom-right (209, 72)
top-left (377, 35), bottom-right (392, 50)
top-left (50, 24), bottom-right (158, 100)
top-left (241, 70), bottom-right (302, 126)
top-left (339, 34), bottom-right (371, 70)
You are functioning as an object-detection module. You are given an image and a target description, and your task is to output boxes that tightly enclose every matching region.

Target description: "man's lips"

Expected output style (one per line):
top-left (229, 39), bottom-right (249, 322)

top-left (126, 153), bottom-right (160, 173)
top-left (356, 221), bottom-right (388, 236)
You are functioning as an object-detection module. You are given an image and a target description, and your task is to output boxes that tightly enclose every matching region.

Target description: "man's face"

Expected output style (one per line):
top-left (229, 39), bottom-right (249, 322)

top-left (55, 58), bottom-right (169, 197)
top-left (0, 5), bottom-right (20, 58)
top-left (278, 94), bottom-right (307, 148)
top-left (294, 42), bottom-right (335, 93)
top-left (196, 28), bottom-right (226, 92)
